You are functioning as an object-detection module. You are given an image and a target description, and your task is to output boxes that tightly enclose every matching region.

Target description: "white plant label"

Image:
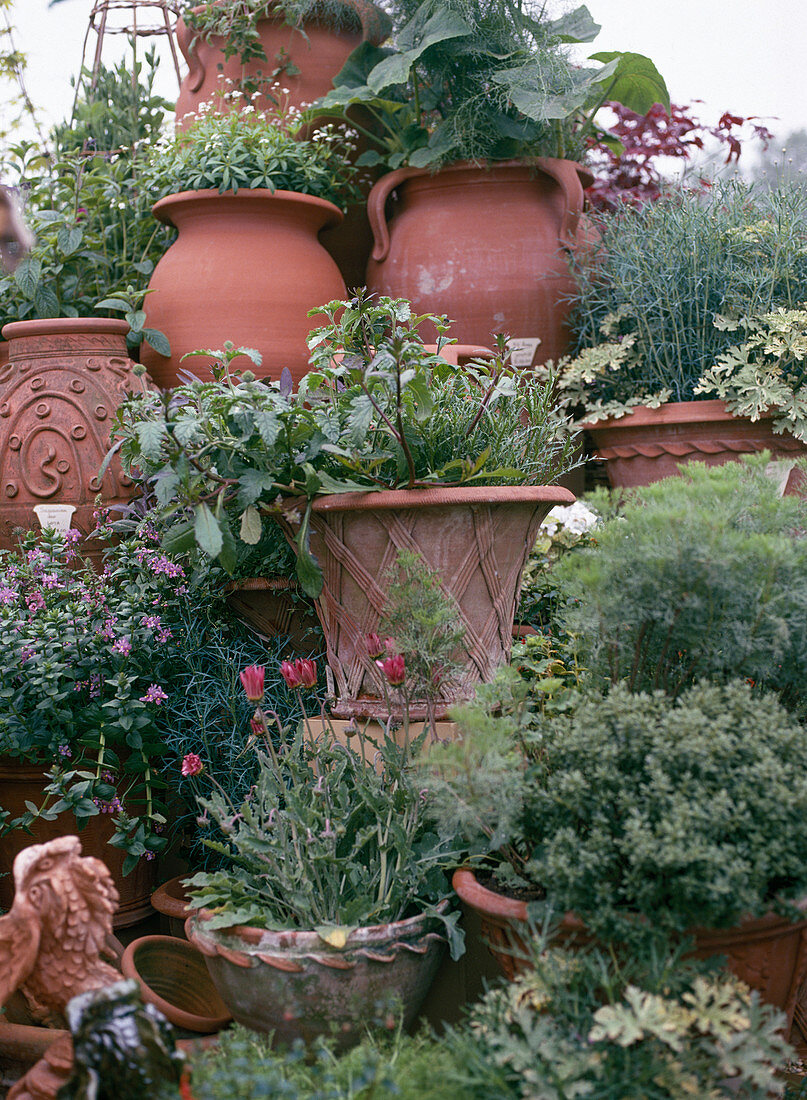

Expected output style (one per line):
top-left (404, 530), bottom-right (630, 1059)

top-left (506, 337), bottom-right (542, 368)
top-left (33, 504), bottom-right (77, 533)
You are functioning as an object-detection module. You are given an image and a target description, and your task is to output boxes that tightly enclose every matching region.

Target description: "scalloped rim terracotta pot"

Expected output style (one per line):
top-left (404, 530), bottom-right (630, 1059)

top-left (282, 484), bottom-right (574, 719)
top-left (584, 399), bottom-right (807, 492)
top-left (121, 934), bottom-right (232, 1034)
top-left (186, 902), bottom-right (448, 1047)
top-left (365, 159), bottom-right (594, 364)
top-left (140, 189), bottom-right (346, 389)
top-left (452, 869), bottom-right (807, 1033)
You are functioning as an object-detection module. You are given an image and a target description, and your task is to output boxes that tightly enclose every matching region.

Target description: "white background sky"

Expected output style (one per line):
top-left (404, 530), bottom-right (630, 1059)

top-left (6, 0), bottom-right (807, 166)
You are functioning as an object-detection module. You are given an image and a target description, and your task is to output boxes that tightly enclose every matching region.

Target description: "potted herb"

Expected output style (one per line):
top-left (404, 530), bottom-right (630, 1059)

top-left (545, 180), bottom-right (807, 488)
top-left (175, 0), bottom-right (391, 123)
top-left (430, 677), bottom-right (807, 1032)
top-left (139, 104), bottom-right (363, 387)
top-left (314, 1), bottom-right (667, 360)
top-left (113, 292), bottom-right (579, 718)
top-left (182, 658), bottom-right (464, 1046)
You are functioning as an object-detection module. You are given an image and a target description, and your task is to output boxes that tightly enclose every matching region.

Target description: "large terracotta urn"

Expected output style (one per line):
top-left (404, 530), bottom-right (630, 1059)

top-left (585, 400), bottom-right (807, 493)
top-left (0, 759), bottom-right (157, 928)
top-left (0, 319), bottom-right (142, 552)
top-left (365, 159), bottom-right (594, 365)
top-left (140, 189), bottom-right (347, 388)
top-left (175, 0), bottom-right (389, 126)
top-left (282, 484), bottom-right (574, 720)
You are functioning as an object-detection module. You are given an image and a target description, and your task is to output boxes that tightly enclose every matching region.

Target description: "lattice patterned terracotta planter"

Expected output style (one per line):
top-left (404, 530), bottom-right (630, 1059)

top-left (186, 904), bottom-right (447, 1047)
top-left (453, 869), bottom-right (807, 1035)
top-left (284, 485), bottom-right (574, 720)
top-left (585, 400), bottom-right (807, 492)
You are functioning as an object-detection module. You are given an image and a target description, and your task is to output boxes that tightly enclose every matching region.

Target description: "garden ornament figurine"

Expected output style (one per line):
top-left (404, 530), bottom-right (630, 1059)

top-left (0, 836), bottom-right (121, 1099)
top-left (0, 185), bottom-right (33, 271)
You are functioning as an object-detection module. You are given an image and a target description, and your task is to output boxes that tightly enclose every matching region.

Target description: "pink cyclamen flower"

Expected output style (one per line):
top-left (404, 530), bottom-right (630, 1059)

top-left (240, 664), bottom-right (266, 702)
top-left (365, 632), bottom-right (385, 659)
top-left (140, 684), bottom-right (168, 705)
top-left (181, 753), bottom-right (204, 777)
top-left (376, 653), bottom-right (406, 686)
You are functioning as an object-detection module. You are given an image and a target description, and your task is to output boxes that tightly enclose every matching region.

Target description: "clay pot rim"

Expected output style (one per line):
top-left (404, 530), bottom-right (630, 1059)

top-left (224, 576), bottom-right (298, 594)
top-left (582, 399), bottom-right (773, 432)
top-left (309, 484), bottom-right (575, 515)
top-left (383, 157), bottom-right (593, 185)
top-left (151, 875), bottom-right (193, 920)
top-left (1, 317), bottom-right (130, 342)
top-left (121, 934), bottom-right (232, 1033)
top-left (151, 188), bottom-right (345, 230)
top-left (188, 897), bottom-right (449, 951)
top-left (453, 867), bottom-right (807, 938)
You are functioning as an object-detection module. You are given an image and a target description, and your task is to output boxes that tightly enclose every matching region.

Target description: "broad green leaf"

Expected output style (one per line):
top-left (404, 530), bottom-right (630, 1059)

top-left (254, 408), bottom-right (279, 446)
top-left (125, 309), bottom-right (147, 332)
top-left (135, 420), bottom-right (168, 462)
top-left (154, 471), bottom-right (181, 506)
top-left (14, 257), bottom-right (41, 300)
top-left (142, 328), bottom-right (171, 357)
top-left (194, 502), bottom-right (223, 558)
top-left (218, 511), bottom-right (237, 574)
top-left (293, 503), bottom-right (323, 598)
top-left (239, 505), bottom-right (262, 544)
top-left (237, 468), bottom-right (275, 506)
top-left (34, 284), bottom-right (60, 317)
top-left (546, 4), bottom-right (600, 43)
top-left (589, 51), bottom-right (670, 113)
top-left (161, 520), bottom-right (196, 555)
top-left (330, 40), bottom-right (392, 91)
top-left (57, 225), bottom-right (83, 256)
top-left (96, 297), bottom-right (129, 312)
top-left (367, 6), bottom-right (472, 93)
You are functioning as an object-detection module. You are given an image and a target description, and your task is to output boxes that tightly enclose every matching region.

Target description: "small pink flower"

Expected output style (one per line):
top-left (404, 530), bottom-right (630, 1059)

top-left (365, 632), bottom-right (385, 659)
top-left (376, 653), bottom-right (406, 686)
top-left (140, 683), bottom-right (168, 705)
top-left (181, 753), bottom-right (203, 777)
top-left (249, 715), bottom-right (264, 738)
top-left (240, 664), bottom-right (266, 702)
top-left (295, 658), bottom-right (317, 689)
top-left (113, 637), bottom-right (132, 657)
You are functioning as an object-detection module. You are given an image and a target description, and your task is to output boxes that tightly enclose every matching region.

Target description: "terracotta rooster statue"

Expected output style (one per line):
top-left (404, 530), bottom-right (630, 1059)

top-left (0, 836), bottom-right (121, 1100)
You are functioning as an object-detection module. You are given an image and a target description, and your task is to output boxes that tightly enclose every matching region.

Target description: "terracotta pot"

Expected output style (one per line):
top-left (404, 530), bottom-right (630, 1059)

top-left (0, 759), bottom-right (157, 928)
top-left (140, 189), bottom-right (346, 389)
top-left (585, 400), bottom-right (807, 493)
top-left (0, 319), bottom-right (144, 553)
top-left (186, 903), bottom-right (447, 1047)
top-left (121, 935), bottom-right (232, 1034)
top-left (151, 875), bottom-right (193, 939)
top-left (175, 0), bottom-right (388, 126)
top-left (283, 485), bottom-right (574, 720)
top-left (453, 869), bottom-right (807, 1034)
top-left (224, 576), bottom-right (320, 653)
top-left (365, 160), bottom-right (594, 364)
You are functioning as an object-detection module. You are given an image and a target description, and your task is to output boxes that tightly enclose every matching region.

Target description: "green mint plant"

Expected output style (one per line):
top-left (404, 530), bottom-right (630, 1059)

top-left (183, 656), bottom-right (464, 956)
top-left (149, 98), bottom-right (364, 210)
top-left (315, 1), bottom-right (668, 169)
top-left (546, 180), bottom-right (807, 424)
top-left (552, 457), bottom-right (807, 713)
top-left (112, 292), bottom-right (580, 595)
top-left (0, 523), bottom-right (195, 871)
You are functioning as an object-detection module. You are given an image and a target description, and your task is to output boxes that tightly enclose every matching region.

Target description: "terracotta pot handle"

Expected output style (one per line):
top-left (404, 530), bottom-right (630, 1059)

top-left (176, 16), bottom-right (205, 94)
top-left (532, 157), bottom-right (585, 251)
top-left (342, 0), bottom-right (392, 45)
top-left (367, 167), bottom-right (423, 263)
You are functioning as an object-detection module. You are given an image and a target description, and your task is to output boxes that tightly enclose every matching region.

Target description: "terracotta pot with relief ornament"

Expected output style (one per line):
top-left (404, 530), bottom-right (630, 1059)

top-left (281, 484), bottom-right (574, 721)
top-left (365, 159), bottom-right (595, 364)
top-left (0, 318), bottom-right (145, 554)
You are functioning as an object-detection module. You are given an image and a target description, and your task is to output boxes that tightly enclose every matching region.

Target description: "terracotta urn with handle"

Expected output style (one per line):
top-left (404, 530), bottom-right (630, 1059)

top-left (365, 159), bottom-right (595, 366)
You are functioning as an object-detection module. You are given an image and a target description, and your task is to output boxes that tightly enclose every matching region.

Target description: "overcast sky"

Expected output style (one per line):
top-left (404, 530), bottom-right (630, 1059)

top-left (6, 0), bottom-right (807, 165)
